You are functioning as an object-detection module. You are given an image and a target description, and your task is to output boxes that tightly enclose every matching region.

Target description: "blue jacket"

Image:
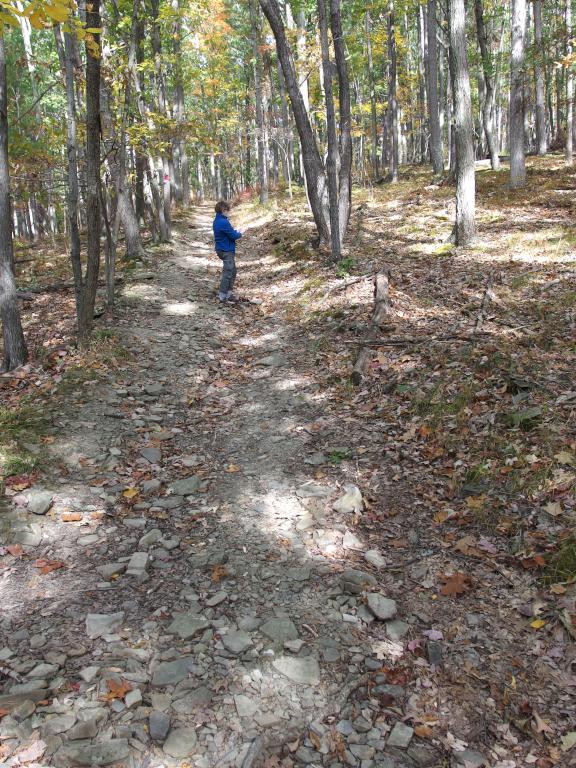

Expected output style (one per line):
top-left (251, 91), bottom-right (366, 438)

top-left (213, 212), bottom-right (242, 253)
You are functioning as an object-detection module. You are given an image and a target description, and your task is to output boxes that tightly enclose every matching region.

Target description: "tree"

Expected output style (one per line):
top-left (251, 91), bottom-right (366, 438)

top-left (474, 0), bottom-right (500, 170)
top-left (249, 0), bottom-right (269, 204)
top-left (448, 0), bottom-right (475, 245)
top-left (387, 0), bottom-right (399, 182)
top-left (509, 0), bottom-right (526, 188)
top-left (427, 0), bottom-right (444, 175)
top-left (0, 30), bottom-right (27, 370)
top-left (566, 0), bottom-right (573, 166)
top-left (533, 0), bottom-right (547, 155)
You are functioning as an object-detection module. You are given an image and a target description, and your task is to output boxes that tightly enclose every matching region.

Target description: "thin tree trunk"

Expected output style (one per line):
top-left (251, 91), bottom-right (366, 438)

top-left (0, 33), bottom-right (27, 370)
top-left (427, 0), bottom-right (443, 174)
top-left (474, 0), bottom-right (501, 169)
top-left (388, 2), bottom-right (399, 182)
top-left (566, 0), bottom-right (573, 165)
top-left (509, 0), bottom-right (526, 188)
top-left (533, 0), bottom-right (547, 154)
top-left (250, 0), bottom-right (269, 204)
top-left (150, 0), bottom-right (171, 238)
top-left (449, 0), bottom-right (475, 244)
top-left (77, 0), bottom-right (101, 346)
top-left (318, 0), bottom-right (340, 260)
top-left (366, 10), bottom-right (379, 177)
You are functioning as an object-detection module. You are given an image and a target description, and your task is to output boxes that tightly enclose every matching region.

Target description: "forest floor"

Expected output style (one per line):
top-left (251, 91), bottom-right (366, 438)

top-left (0, 154), bottom-right (575, 768)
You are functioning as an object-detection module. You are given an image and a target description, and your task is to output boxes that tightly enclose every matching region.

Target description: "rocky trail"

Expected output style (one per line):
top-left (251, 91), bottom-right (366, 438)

top-left (0, 207), bottom-right (452, 768)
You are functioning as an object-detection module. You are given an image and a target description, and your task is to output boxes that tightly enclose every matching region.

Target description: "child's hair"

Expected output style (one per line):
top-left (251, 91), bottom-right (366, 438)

top-left (215, 200), bottom-right (231, 214)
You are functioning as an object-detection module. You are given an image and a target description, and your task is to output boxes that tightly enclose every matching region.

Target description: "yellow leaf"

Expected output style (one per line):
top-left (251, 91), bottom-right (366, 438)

top-left (555, 451), bottom-right (575, 466)
top-left (530, 619), bottom-right (546, 629)
top-left (122, 487), bottom-right (139, 499)
top-left (226, 464), bottom-right (241, 473)
top-left (550, 584), bottom-right (566, 595)
top-left (544, 501), bottom-right (563, 517)
top-left (465, 494), bottom-right (487, 510)
top-left (433, 510), bottom-right (448, 524)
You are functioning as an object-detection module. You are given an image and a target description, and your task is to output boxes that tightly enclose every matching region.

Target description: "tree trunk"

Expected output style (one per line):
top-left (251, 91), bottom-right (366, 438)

top-left (474, 0), bottom-right (500, 169)
top-left (533, 0), bottom-right (547, 154)
top-left (566, 0), bottom-right (573, 165)
top-left (260, 0), bottom-right (330, 243)
top-left (366, 11), bottom-right (379, 177)
top-left (250, 0), bottom-right (269, 204)
top-left (0, 33), bottom-right (27, 371)
top-left (77, 0), bottom-right (101, 346)
top-left (427, 0), bottom-right (444, 174)
top-left (449, 0), bottom-right (475, 245)
top-left (150, 0), bottom-right (171, 238)
top-left (318, 0), bottom-right (340, 260)
top-left (388, 3), bottom-right (399, 182)
top-left (509, 0), bottom-right (526, 188)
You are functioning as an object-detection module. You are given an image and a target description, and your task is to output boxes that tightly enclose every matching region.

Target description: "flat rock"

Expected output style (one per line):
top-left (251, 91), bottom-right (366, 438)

top-left (150, 711), bottom-right (171, 742)
top-left (172, 686), bottom-right (213, 714)
top-left (205, 590), bottom-right (228, 607)
top-left (12, 523), bottom-right (42, 547)
top-left (26, 489), bottom-right (53, 516)
top-left (67, 717), bottom-right (99, 741)
top-left (167, 614), bottom-right (209, 640)
top-left (56, 739), bottom-right (129, 766)
top-left (126, 551), bottom-right (149, 575)
top-left (367, 593), bottom-right (398, 620)
top-left (85, 612), bottom-right (124, 639)
top-left (341, 569), bottom-right (377, 594)
top-left (234, 694), bottom-right (258, 718)
top-left (386, 620), bottom-right (410, 641)
top-left (387, 722), bottom-right (414, 748)
top-left (43, 713), bottom-right (77, 736)
top-left (296, 483), bottom-right (331, 499)
top-left (79, 666), bottom-right (100, 683)
top-left (452, 750), bottom-right (488, 768)
top-left (27, 662), bottom-right (58, 678)
top-left (364, 549), bottom-right (386, 569)
top-left (221, 631), bottom-right (252, 655)
top-left (0, 690), bottom-right (47, 712)
top-left (342, 531), bottom-right (364, 550)
top-left (169, 476), bottom-right (201, 495)
top-left (260, 618), bottom-right (299, 643)
top-left (152, 656), bottom-right (195, 686)
top-left (95, 563), bottom-right (126, 580)
top-left (255, 353), bottom-right (285, 367)
top-left (140, 447), bottom-right (161, 463)
top-left (273, 656), bottom-right (320, 685)
top-left (333, 484), bottom-right (363, 514)
top-left (139, 528), bottom-right (163, 548)
top-left (163, 727), bottom-right (198, 758)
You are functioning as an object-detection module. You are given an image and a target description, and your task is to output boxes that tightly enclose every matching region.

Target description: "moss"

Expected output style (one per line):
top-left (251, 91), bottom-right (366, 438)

top-left (0, 403), bottom-right (51, 480)
top-left (542, 537), bottom-right (576, 585)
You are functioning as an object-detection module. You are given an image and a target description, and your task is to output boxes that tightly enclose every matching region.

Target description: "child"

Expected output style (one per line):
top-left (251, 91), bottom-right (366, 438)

top-left (213, 200), bottom-right (242, 304)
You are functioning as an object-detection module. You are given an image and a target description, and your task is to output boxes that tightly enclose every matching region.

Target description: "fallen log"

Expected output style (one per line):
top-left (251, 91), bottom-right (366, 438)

top-left (351, 347), bottom-right (373, 386)
top-left (351, 267), bottom-right (392, 385)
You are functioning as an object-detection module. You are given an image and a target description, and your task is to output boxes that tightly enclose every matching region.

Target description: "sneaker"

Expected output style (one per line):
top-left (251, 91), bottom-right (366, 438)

top-left (226, 294), bottom-right (241, 304)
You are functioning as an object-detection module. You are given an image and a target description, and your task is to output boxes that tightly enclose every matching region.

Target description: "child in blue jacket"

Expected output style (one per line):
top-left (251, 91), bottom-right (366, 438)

top-left (213, 201), bottom-right (242, 303)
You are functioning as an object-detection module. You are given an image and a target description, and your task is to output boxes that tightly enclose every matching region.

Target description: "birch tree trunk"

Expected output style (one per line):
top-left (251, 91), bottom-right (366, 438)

top-left (533, 0), bottom-right (547, 155)
top-left (0, 33), bottom-right (27, 371)
top-left (448, 0), bottom-right (475, 245)
top-left (427, 0), bottom-right (444, 174)
top-left (509, 0), bottom-right (526, 188)
top-left (474, 0), bottom-right (500, 169)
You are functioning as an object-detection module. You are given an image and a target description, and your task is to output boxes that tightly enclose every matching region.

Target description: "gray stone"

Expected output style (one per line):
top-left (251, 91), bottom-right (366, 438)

top-left (12, 523), bottom-right (42, 547)
top-left (255, 712), bottom-right (284, 729)
top-left (341, 569), bottom-right (377, 594)
top-left (169, 476), bottom-right (201, 495)
top-left (295, 747), bottom-right (320, 764)
top-left (304, 452), bottom-right (327, 466)
top-left (67, 717), bottom-right (99, 741)
top-left (79, 666), bottom-right (100, 683)
top-left (163, 727), bottom-right (198, 758)
top-left (139, 528), bottom-right (163, 549)
top-left (150, 711), bottom-right (171, 742)
top-left (85, 612), bottom-right (124, 639)
top-left (336, 720), bottom-right (354, 736)
top-left (426, 641), bottom-right (443, 667)
top-left (27, 662), bottom-right (58, 678)
top-left (296, 483), bottom-right (331, 498)
top-left (125, 688), bottom-right (142, 708)
top-left (42, 714), bottom-right (77, 736)
top-left (386, 620), bottom-right (410, 641)
top-left (295, 514), bottom-right (315, 531)
top-left (140, 447), bottom-right (161, 463)
top-left (57, 739), bottom-right (129, 766)
top-left (333, 485), bottom-right (363, 514)
top-left (152, 657), bottom-right (195, 686)
top-left (172, 686), bottom-right (213, 713)
top-left (124, 517), bottom-right (147, 529)
top-left (387, 722), bottom-right (414, 748)
top-left (343, 531), bottom-right (364, 550)
top-left (12, 699), bottom-right (36, 722)
top-left (364, 549), bottom-right (386, 569)
top-left (367, 594), bottom-right (397, 621)
top-left (222, 631), bottom-right (252, 655)
top-left (144, 383), bottom-right (163, 396)
top-left (205, 590), bottom-right (228, 607)
top-left (286, 566), bottom-right (311, 582)
top-left (234, 694), bottom-right (258, 718)
top-left (284, 639), bottom-right (305, 653)
top-left (256, 353), bottom-right (285, 367)
top-left (353, 716), bottom-right (372, 733)
top-left (126, 551), bottom-right (149, 576)
top-left (238, 616), bottom-right (261, 632)
top-left (77, 533), bottom-right (100, 546)
top-left (350, 745), bottom-right (375, 760)
top-left (273, 656), bottom-right (320, 685)
top-left (27, 489), bottom-right (53, 516)
top-left (95, 563), bottom-right (126, 580)
top-left (167, 614), bottom-right (209, 640)
top-left (452, 750), bottom-right (487, 768)
top-left (260, 618), bottom-right (299, 643)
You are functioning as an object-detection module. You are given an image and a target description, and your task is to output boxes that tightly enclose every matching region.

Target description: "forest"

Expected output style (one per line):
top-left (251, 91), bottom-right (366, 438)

top-left (0, 1), bottom-right (575, 768)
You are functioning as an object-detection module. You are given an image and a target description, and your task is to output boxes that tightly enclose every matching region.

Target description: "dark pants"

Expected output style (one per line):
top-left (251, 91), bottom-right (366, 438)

top-left (217, 250), bottom-right (236, 298)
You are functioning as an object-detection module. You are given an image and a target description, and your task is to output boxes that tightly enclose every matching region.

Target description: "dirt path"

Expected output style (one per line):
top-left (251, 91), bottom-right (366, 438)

top-left (0, 208), bottom-right (444, 768)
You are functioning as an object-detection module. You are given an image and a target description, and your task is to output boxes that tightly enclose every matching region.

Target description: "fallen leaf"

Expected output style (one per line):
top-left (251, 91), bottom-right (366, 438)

top-left (122, 487), bottom-right (139, 499)
top-left (560, 732), bottom-right (576, 752)
top-left (532, 712), bottom-right (554, 735)
top-left (0, 707), bottom-right (10, 718)
top-left (6, 544), bottom-right (23, 557)
top-left (440, 572), bottom-right (470, 597)
top-left (211, 565), bottom-right (228, 582)
top-left (544, 502), bottom-right (563, 517)
top-left (550, 584), bottom-right (566, 595)
top-left (12, 739), bottom-right (47, 764)
top-left (554, 451), bottom-right (575, 466)
top-left (101, 678), bottom-right (132, 701)
top-left (61, 512), bottom-right (83, 522)
top-left (530, 619), bottom-right (546, 629)
top-left (226, 464), bottom-right (241, 473)
top-left (34, 559), bottom-right (65, 575)
top-left (414, 724), bottom-right (433, 738)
